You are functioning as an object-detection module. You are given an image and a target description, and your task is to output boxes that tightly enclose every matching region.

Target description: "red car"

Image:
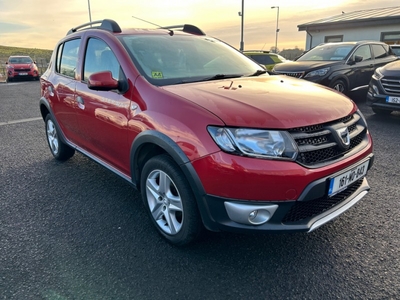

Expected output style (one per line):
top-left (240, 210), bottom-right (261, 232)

top-left (39, 19), bottom-right (374, 245)
top-left (6, 55), bottom-right (40, 82)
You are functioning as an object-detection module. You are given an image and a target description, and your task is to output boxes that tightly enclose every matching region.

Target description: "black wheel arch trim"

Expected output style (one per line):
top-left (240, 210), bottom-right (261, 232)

top-left (39, 97), bottom-right (70, 146)
top-left (130, 130), bottom-right (219, 231)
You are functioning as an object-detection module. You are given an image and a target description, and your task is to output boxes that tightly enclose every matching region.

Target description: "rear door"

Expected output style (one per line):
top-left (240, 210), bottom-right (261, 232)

top-left (51, 39), bottom-right (83, 145)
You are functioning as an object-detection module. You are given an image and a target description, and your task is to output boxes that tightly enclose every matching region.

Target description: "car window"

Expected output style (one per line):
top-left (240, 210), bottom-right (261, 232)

top-left (353, 45), bottom-right (372, 61)
top-left (372, 44), bottom-right (388, 59)
top-left (250, 55), bottom-right (275, 65)
top-left (58, 39), bottom-right (80, 78)
top-left (297, 44), bottom-right (353, 61)
top-left (391, 46), bottom-right (400, 56)
top-left (83, 38), bottom-right (121, 81)
top-left (9, 57), bottom-right (32, 64)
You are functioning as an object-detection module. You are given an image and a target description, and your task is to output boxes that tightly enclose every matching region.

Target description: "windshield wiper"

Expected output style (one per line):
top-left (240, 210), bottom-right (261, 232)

top-left (203, 74), bottom-right (244, 81)
top-left (179, 74), bottom-right (243, 84)
top-left (249, 69), bottom-right (268, 76)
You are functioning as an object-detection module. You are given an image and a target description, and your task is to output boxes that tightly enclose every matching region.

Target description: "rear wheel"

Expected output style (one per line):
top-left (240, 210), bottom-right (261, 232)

top-left (140, 154), bottom-right (202, 246)
top-left (330, 79), bottom-right (347, 94)
top-left (45, 114), bottom-right (75, 161)
top-left (372, 107), bottom-right (392, 115)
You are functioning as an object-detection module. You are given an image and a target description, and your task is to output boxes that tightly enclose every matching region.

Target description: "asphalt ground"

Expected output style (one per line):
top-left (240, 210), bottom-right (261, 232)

top-left (0, 81), bottom-right (399, 300)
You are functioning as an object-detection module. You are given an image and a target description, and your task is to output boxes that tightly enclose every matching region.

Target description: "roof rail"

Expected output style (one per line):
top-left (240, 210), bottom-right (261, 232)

top-left (160, 24), bottom-right (206, 36)
top-left (67, 19), bottom-right (122, 35)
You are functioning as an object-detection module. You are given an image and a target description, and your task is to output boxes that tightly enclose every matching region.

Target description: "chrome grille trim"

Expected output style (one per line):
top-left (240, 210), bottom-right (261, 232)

top-left (288, 112), bottom-right (367, 167)
top-left (275, 71), bottom-right (304, 78)
top-left (381, 77), bottom-right (400, 95)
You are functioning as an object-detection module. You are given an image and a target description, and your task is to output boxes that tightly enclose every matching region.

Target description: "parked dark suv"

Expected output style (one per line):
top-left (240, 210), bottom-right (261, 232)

top-left (367, 60), bottom-right (400, 114)
top-left (39, 19), bottom-right (374, 245)
top-left (272, 41), bottom-right (397, 94)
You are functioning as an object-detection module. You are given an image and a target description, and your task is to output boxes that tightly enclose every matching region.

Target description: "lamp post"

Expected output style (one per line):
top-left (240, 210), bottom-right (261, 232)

top-left (271, 6), bottom-right (279, 53)
top-left (239, 0), bottom-right (244, 52)
top-left (87, 0), bottom-right (92, 22)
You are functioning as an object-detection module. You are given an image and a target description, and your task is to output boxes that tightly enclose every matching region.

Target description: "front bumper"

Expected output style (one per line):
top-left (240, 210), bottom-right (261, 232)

top-left (367, 82), bottom-right (400, 112)
top-left (200, 154), bottom-right (373, 233)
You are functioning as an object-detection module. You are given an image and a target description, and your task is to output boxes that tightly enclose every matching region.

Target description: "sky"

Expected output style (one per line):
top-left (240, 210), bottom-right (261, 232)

top-left (0, 0), bottom-right (397, 52)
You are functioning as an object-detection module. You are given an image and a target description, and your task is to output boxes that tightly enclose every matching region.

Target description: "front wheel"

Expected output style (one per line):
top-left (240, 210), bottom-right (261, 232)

top-left (330, 79), bottom-right (347, 94)
top-left (45, 114), bottom-right (75, 161)
top-left (140, 154), bottom-right (202, 246)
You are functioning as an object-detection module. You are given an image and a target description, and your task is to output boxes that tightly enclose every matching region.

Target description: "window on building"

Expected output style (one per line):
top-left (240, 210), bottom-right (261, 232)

top-left (381, 32), bottom-right (400, 45)
top-left (324, 35), bottom-right (343, 43)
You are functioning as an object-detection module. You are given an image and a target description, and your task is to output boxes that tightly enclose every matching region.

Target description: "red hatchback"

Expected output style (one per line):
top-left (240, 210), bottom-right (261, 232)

top-left (39, 19), bottom-right (374, 245)
top-left (6, 55), bottom-right (40, 82)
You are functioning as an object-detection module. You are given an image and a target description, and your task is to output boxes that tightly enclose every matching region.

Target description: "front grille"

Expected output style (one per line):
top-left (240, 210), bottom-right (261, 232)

top-left (288, 112), bottom-right (367, 167)
top-left (16, 68), bottom-right (31, 72)
top-left (276, 71), bottom-right (304, 78)
top-left (282, 179), bottom-right (363, 223)
top-left (381, 76), bottom-right (400, 95)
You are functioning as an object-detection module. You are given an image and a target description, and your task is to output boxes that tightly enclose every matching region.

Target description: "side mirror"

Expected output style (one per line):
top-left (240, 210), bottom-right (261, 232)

top-left (5, 61), bottom-right (8, 65)
top-left (354, 55), bottom-right (363, 63)
top-left (87, 71), bottom-right (119, 91)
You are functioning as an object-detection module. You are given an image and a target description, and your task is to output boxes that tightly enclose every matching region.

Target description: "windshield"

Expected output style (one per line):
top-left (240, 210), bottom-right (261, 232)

top-left (297, 44), bottom-right (355, 61)
top-left (119, 34), bottom-right (264, 86)
top-left (9, 57), bottom-right (33, 64)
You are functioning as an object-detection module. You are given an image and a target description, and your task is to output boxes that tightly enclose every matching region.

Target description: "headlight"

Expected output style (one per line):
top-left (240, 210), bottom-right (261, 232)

top-left (207, 126), bottom-right (298, 160)
top-left (304, 67), bottom-right (330, 78)
top-left (372, 68), bottom-right (383, 80)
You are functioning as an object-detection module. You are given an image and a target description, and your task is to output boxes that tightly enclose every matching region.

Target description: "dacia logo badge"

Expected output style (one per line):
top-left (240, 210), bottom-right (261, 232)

top-left (336, 127), bottom-right (350, 149)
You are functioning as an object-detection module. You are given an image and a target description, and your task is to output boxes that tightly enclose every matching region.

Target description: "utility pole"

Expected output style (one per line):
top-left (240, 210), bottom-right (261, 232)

top-left (88, 0), bottom-right (92, 22)
top-left (239, 0), bottom-right (244, 52)
top-left (271, 6), bottom-right (280, 53)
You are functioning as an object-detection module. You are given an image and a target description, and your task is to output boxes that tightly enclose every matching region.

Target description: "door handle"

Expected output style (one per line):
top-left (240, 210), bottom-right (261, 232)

top-left (76, 96), bottom-right (85, 109)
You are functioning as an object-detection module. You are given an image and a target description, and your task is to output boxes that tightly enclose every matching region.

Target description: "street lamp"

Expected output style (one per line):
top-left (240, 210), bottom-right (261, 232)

top-left (271, 6), bottom-right (279, 53)
top-left (239, 0), bottom-right (244, 52)
top-left (87, 0), bottom-right (92, 22)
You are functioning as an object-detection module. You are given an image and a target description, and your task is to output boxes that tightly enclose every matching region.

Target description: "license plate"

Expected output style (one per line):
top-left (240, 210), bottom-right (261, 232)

top-left (18, 72), bottom-right (28, 76)
top-left (386, 96), bottom-right (400, 104)
top-left (328, 160), bottom-right (369, 196)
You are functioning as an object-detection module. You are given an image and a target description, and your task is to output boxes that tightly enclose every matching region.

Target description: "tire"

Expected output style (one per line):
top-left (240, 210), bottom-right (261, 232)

top-left (372, 107), bottom-right (392, 115)
top-left (140, 154), bottom-right (202, 246)
top-left (330, 79), bottom-right (347, 94)
top-left (45, 114), bottom-right (75, 161)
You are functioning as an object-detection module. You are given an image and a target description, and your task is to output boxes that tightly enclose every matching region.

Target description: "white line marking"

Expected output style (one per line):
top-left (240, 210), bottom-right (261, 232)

top-left (0, 117), bottom-right (42, 126)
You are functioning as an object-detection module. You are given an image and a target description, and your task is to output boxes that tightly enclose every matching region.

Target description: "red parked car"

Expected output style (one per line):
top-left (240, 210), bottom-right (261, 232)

top-left (39, 19), bottom-right (374, 245)
top-left (6, 55), bottom-right (40, 82)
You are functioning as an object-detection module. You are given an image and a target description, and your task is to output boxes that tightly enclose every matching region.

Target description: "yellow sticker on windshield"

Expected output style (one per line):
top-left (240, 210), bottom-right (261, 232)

top-left (151, 71), bottom-right (163, 79)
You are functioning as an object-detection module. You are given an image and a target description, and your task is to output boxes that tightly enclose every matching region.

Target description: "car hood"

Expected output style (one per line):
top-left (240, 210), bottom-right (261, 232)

top-left (273, 60), bottom-right (343, 72)
top-left (162, 76), bottom-right (355, 128)
top-left (8, 63), bottom-right (32, 68)
top-left (380, 60), bottom-right (400, 76)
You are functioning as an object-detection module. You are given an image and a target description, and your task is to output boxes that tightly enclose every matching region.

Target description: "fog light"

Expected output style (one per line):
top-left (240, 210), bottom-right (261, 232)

top-left (248, 209), bottom-right (271, 225)
top-left (224, 202), bottom-right (278, 226)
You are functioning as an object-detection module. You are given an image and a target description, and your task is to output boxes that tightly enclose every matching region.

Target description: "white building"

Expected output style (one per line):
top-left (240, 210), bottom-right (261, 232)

top-left (298, 6), bottom-right (400, 50)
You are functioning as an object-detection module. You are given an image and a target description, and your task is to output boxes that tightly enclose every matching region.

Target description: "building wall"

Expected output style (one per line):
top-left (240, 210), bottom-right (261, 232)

top-left (304, 24), bottom-right (400, 49)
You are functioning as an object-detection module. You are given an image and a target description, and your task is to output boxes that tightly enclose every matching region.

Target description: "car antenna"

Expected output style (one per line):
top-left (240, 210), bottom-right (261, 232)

top-left (132, 15), bottom-right (174, 36)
